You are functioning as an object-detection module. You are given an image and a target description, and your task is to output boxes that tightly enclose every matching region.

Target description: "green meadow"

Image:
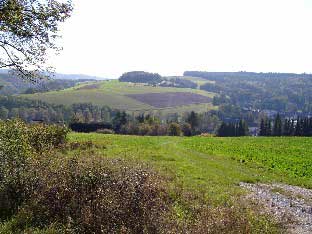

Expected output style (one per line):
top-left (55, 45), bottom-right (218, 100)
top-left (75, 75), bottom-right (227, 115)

top-left (69, 134), bottom-right (312, 205)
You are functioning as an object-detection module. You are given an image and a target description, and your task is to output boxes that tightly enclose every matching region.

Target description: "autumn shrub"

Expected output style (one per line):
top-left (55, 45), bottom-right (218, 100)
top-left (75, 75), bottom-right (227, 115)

top-left (168, 123), bottom-right (182, 136)
top-left (6, 155), bottom-right (178, 233)
top-left (138, 123), bottom-right (152, 136)
top-left (181, 123), bottom-right (192, 136)
top-left (0, 119), bottom-right (69, 219)
top-left (27, 123), bottom-right (69, 153)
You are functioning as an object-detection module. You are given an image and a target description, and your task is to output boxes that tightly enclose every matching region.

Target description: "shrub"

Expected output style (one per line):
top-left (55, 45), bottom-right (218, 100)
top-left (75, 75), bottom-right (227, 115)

top-left (28, 123), bottom-right (69, 153)
top-left (120, 123), bottom-right (139, 135)
top-left (7, 155), bottom-right (177, 233)
top-left (0, 119), bottom-right (69, 220)
top-left (138, 123), bottom-right (152, 136)
top-left (168, 123), bottom-right (182, 136)
top-left (181, 123), bottom-right (192, 136)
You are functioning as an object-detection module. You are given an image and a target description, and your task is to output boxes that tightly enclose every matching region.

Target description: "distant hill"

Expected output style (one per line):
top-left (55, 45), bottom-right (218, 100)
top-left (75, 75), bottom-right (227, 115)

top-left (20, 80), bottom-right (216, 115)
top-left (53, 73), bottom-right (107, 81)
top-left (0, 70), bottom-right (106, 95)
top-left (0, 69), bottom-right (107, 80)
top-left (184, 71), bottom-right (312, 80)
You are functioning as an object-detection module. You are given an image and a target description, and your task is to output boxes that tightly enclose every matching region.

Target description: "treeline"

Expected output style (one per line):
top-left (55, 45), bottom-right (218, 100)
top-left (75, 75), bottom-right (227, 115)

top-left (0, 96), bottom-right (115, 124)
top-left (160, 77), bottom-right (197, 89)
top-left (184, 71), bottom-right (312, 81)
top-left (119, 71), bottom-right (198, 89)
top-left (217, 120), bottom-right (249, 137)
top-left (70, 111), bottom-right (221, 136)
top-left (119, 71), bottom-right (162, 84)
top-left (260, 114), bottom-right (312, 136)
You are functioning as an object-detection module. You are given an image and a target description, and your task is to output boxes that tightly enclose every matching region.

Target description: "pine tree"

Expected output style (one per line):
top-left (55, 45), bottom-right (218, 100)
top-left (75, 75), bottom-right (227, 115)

top-left (186, 111), bottom-right (199, 131)
top-left (273, 113), bottom-right (282, 136)
top-left (259, 119), bottom-right (266, 136)
top-left (295, 117), bottom-right (302, 136)
top-left (264, 119), bottom-right (272, 136)
top-left (217, 122), bottom-right (227, 137)
top-left (238, 120), bottom-right (248, 136)
top-left (283, 119), bottom-right (290, 136)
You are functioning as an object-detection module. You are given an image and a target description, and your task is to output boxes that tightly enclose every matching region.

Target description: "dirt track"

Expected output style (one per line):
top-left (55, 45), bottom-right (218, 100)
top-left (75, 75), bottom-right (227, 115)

top-left (240, 182), bottom-right (312, 234)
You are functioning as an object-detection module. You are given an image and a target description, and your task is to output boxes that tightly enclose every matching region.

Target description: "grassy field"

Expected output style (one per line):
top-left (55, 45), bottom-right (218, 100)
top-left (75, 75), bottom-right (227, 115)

top-left (21, 80), bottom-right (216, 114)
top-left (69, 134), bottom-right (312, 205)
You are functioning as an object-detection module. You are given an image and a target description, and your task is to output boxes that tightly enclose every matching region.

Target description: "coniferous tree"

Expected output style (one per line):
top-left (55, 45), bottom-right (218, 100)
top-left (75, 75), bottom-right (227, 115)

top-left (264, 119), bottom-right (272, 136)
top-left (295, 117), bottom-right (302, 136)
top-left (217, 122), bottom-right (227, 137)
top-left (273, 113), bottom-right (282, 136)
top-left (290, 119), bottom-right (295, 136)
top-left (186, 111), bottom-right (199, 132)
top-left (259, 119), bottom-right (266, 136)
top-left (238, 120), bottom-right (248, 136)
top-left (283, 119), bottom-right (291, 136)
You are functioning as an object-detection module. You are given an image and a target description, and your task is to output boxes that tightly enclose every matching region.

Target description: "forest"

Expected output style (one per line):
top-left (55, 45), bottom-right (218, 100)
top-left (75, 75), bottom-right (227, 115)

top-left (184, 71), bottom-right (312, 113)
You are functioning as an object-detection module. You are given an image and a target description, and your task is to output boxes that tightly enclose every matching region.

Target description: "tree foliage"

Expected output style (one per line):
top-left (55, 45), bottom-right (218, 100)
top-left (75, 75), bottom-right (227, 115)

top-left (0, 0), bottom-right (73, 81)
top-left (217, 120), bottom-right (249, 137)
top-left (119, 71), bottom-right (162, 85)
top-left (259, 115), bottom-right (312, 137)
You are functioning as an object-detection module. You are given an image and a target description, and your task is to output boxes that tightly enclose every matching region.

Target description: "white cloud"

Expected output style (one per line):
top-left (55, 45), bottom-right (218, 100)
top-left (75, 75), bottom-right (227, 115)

top-left (50, 0), bottom-right (312, 77)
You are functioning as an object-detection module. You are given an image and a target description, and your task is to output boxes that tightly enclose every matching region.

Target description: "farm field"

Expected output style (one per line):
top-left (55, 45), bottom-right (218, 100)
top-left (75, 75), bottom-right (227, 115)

top-left (20, 79), bottom-right (216, 114)
top-left (69, 134), bottom-right (312, 204)
top-left (126, 92), bottom-right (212, 108)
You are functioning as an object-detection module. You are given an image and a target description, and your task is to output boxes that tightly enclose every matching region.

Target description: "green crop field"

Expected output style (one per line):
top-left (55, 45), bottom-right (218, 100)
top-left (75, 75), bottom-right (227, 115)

top-left (20, 79), bottom-right (216, 114)
top-left (69, 134), bottom-right (312, 204)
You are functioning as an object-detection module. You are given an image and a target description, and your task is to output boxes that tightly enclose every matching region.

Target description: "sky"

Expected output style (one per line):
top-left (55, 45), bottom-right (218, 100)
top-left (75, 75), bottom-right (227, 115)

top-left (50, 0), bottom-right (312, 78)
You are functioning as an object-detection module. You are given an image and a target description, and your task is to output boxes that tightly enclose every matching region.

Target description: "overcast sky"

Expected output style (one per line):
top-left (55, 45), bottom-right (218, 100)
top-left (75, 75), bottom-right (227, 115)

top-left (50, 0), bottom-right (312, 78)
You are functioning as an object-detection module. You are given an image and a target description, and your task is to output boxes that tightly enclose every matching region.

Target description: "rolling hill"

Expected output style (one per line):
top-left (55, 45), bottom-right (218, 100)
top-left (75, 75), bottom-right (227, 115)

top-left (0, 70), bottom-right (101, 95)
top-left (21, 79), bottom-right (217, 115)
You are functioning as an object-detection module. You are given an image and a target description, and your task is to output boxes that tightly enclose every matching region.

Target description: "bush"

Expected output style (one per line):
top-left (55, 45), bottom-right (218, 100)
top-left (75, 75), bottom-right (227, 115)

top-left (138, 123), bottom-right (152, 136)
top-left (168, 123), bottom-right (182, 136)
top-left (4, 155), bottom-right (177, 233)
top-left (96, 128), bottom-right (115, 134)
top-left (181, 123), bottom-right (192, 136)
top-left (0, 119), bottom-right (69, 220)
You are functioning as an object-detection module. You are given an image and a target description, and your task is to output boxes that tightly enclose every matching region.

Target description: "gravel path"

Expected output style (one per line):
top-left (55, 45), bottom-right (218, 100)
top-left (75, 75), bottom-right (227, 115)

top-left (240, 182), bottom-right (312, 234)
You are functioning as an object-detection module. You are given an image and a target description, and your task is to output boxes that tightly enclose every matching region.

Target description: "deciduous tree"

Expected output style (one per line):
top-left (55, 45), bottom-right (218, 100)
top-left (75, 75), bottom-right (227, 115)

top-left (0, 0), bottom-right (73, 81)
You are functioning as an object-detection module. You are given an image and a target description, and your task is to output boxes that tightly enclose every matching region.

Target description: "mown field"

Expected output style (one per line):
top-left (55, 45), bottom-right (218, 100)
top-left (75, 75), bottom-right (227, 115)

top-left (69, 134), bottom-right (312, 204)
top-left (21, 79), bottom-right (216, 114)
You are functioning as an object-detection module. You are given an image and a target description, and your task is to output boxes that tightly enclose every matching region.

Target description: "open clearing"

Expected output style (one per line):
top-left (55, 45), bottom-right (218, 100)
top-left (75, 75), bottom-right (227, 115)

top-left (21, 80), bottom-right (216, 114)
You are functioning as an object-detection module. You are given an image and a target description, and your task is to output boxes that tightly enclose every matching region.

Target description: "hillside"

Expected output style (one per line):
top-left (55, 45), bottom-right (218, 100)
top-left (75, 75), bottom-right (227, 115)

top-left (21, 80), bottom-right (216, 115)
top-left (0, 71), bottom-right (98, 95)
top-left (185, 71), bottom-right (312, 113)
